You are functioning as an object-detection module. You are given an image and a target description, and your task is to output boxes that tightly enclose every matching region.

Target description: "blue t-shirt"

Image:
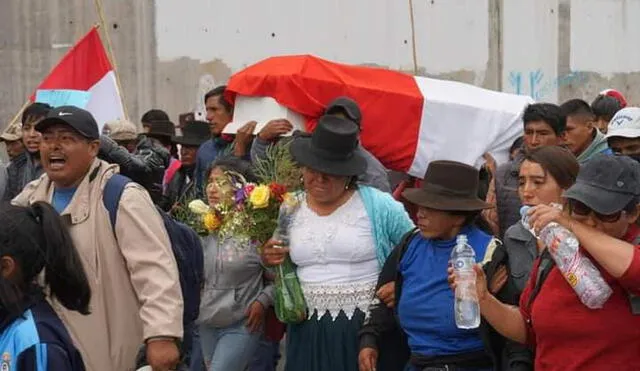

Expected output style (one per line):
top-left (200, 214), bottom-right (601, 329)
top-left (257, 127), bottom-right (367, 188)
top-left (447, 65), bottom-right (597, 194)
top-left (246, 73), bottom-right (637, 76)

top-left (0, 300), bottom-right (85, 370)
top-left (397, 226), bottom-right (492, 357)
top-left (52, 187), bottom-right (77, 214)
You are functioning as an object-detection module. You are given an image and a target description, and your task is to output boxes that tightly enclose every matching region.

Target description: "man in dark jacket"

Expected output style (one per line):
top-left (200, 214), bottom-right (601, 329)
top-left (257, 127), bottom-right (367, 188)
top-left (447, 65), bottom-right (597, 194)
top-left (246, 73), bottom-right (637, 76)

top-left (103, 119), bottom-right (139, 153)
top-left (4, 103), bottom-right (51, 201)
top-left (99, 120), bottom-right (171, 205)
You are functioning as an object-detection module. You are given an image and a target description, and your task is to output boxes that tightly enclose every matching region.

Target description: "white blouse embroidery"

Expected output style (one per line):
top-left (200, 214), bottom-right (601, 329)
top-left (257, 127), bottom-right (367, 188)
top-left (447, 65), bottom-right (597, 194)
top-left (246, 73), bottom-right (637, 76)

top-left (289, 192), bottom-right (379, 320)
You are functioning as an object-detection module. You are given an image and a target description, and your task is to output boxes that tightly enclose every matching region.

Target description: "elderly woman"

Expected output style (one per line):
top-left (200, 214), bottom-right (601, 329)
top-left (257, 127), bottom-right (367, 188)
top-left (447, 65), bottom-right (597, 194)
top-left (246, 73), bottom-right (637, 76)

top-left (450, 154), bottom-right (640, 370)
top-left (485, 146), bottom-right (579, 370)
top-left (359, 160), bottom-right (499, 371)
top-left (262, 116), bottom-right (414, 371)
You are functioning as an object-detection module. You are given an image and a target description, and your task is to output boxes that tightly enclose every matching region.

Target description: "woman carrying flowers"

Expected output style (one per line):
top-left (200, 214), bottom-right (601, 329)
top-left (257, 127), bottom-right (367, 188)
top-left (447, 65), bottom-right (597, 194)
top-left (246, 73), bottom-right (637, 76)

top-left (261, 116), bottom-right (415, 371)
top-left (192, 156), bottom-right (274, 371)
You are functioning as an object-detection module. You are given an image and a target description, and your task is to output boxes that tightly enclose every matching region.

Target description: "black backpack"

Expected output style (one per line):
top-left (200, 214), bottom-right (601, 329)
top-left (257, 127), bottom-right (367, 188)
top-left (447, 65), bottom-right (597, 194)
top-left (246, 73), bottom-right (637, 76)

top-left (103, 174), bottom-right (205, 325)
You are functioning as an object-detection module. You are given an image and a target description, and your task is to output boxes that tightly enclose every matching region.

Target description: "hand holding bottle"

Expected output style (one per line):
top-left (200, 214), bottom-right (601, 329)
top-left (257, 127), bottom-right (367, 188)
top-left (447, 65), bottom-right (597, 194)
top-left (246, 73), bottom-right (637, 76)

top-left (447, 264), bottom-right (490, 304)
top-left (261, 239), bottom-right (289, 266)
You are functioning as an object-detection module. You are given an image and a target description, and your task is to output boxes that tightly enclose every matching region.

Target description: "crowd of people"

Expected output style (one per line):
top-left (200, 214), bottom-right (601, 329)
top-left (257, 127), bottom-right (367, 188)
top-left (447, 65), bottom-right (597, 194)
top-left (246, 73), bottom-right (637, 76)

top-left (0, 85), bottom-right (637, 371)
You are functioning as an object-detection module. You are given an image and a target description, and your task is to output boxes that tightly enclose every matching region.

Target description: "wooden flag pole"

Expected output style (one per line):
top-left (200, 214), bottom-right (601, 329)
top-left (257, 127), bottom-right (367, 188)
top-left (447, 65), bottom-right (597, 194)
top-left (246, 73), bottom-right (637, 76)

top-left (6, 100), bottom-right (31, 128)
top-left (408, 0), bottom-right (419, 75)
top-left (93, 0), bottom-right (129, 120)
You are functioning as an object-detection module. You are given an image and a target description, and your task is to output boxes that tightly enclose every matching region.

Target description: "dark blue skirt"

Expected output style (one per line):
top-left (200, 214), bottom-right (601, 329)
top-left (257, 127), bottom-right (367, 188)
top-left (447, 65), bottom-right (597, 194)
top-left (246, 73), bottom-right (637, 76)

top-left (285, 309), bottom-right (365, 371)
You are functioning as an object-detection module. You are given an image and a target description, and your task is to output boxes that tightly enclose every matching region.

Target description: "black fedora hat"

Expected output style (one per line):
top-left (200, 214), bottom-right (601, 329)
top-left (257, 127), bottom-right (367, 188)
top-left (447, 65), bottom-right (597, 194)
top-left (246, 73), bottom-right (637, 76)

top-left (402, 160), bottom-right (493, 211)
top-left (147, 120), bottom-right (176, 139)
top-left (172, 121), bottom-right (209, 146)
top-left (290, 115), bottom-right (367, 177)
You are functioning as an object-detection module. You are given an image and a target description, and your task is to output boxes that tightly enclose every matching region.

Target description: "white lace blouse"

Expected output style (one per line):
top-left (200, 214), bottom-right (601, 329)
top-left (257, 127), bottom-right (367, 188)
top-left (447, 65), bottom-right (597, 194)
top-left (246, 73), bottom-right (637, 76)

top-left (288, 192), bottom-right (379, 320)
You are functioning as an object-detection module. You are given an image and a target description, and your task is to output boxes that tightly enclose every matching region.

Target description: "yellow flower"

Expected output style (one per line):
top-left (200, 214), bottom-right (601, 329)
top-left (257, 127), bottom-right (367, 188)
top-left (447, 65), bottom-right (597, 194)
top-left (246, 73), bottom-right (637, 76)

top-left (203, 212), bottom-right (221, 231)
top-left (189, 199), bottom-right (210, 215)
top-left (249, 185), bottom-right (271, 209)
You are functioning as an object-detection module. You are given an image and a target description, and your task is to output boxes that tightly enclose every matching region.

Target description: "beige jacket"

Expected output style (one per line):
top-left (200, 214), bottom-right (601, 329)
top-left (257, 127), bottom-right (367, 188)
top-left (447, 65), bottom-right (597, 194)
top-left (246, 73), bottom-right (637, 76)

top-left (13, 159), bottom-right (183, 371)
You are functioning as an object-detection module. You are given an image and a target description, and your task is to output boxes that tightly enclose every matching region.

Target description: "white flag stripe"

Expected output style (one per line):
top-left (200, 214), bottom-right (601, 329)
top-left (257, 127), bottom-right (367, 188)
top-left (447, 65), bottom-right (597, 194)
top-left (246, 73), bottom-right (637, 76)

top-left (85, 71), bottom-right (125, 131)
top-left (409, 76), bottom-right (534, 178)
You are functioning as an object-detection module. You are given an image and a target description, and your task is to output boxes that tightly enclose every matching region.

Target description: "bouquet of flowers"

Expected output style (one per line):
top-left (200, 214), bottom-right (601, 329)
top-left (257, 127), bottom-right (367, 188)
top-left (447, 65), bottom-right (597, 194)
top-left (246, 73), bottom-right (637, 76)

top-left (188, 141), bottom-right (303, 245)
top-left (188, 181), bottom-right (291, 245)
top-left (187, 140), bottom-right (308, 323)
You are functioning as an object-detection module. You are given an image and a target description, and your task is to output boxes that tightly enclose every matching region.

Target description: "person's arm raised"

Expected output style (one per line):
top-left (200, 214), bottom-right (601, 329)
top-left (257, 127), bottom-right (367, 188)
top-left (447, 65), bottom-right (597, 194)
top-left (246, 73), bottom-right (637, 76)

top-left (528, 205), bottom-right (637, 279)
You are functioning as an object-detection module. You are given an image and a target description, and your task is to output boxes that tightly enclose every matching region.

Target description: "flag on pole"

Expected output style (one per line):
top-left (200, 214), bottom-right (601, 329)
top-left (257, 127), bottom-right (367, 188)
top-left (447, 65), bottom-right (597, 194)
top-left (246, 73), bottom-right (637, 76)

top-left (30, 26), bottom-right (125, 129)
top-left (226, 55), bottom-right (533, 178)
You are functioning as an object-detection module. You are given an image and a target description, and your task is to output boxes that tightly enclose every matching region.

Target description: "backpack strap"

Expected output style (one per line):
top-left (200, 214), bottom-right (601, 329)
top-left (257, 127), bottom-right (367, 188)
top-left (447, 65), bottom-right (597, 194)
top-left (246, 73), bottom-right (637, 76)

top-left (395, 227), bottom-right (420, 267)
top-left (392, 227), bottom-right (419, 311)
top-left (103, 174), bottom-right (133, 234)
top-left (526, 249), bottom-right (554, 310)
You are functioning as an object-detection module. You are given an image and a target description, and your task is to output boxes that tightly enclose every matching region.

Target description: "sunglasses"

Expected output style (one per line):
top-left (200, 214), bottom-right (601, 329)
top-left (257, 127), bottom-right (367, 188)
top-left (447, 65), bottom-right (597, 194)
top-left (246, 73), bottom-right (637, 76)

top-left (568, 199), bottom-right (624, 223)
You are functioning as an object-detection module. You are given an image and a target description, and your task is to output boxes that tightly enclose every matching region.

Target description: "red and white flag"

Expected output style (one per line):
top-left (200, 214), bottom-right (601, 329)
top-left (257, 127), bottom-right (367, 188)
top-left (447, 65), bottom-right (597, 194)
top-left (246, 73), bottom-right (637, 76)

top-left (30, 26), bottom-right (124, 128)
top-left (226, 55), bottom-right (533, 178)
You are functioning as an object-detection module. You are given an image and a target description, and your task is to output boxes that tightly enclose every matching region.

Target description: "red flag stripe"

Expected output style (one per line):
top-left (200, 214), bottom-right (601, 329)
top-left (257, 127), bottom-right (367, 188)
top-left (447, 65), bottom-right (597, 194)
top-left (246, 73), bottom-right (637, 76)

top-left (30, 27), bottom-right (113, 100)
top-left (226, 55), bottom-right (423, 173)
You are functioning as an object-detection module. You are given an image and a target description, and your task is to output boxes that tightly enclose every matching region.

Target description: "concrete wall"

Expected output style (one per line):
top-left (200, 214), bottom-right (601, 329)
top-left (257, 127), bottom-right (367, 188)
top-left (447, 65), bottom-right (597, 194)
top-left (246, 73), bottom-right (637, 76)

top-left (2, 0), bottom-right (640, 126)
top-left (154, 0), bottom-right (496, 120)
top-left (502, 0), bottom-right (559, 102)
top-left (0, 0), bottom-right (156, 126)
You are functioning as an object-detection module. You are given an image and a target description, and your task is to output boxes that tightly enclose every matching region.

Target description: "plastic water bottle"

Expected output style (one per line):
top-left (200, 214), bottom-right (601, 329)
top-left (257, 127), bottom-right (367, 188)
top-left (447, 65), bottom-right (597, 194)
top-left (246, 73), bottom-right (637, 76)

top-left (451, 234), bottom-right (481, 329)
top-left (520, 206), bottom-right (613, 309)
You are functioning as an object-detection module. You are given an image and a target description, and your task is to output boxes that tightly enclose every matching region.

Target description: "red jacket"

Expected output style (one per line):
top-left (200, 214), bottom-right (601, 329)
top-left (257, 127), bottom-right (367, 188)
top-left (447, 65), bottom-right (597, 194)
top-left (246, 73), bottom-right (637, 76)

top-left (519, 225), bottom-right (640, 370)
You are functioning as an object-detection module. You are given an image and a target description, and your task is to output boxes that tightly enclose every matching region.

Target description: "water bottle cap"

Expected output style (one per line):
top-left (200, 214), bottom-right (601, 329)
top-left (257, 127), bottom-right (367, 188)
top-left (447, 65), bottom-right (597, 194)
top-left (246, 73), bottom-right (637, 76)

top-left (456, 234), bottom-right (468, 244)
top-left (520, 205), bottom-right (531, 217)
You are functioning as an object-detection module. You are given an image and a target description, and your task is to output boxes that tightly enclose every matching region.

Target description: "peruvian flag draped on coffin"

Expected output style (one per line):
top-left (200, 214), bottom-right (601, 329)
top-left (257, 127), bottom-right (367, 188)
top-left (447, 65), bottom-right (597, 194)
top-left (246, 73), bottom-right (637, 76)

top-left (225, 55), bottom-right (533, 178)
top-left (30, 26), bottom-right (125, 129)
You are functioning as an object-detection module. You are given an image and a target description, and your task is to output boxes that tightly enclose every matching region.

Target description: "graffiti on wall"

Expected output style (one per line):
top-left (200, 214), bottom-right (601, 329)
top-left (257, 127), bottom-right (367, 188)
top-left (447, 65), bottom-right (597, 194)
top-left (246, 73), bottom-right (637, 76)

top-left (194, 74), bottom-right (216, 121)
top-left (508, 69), bottom-right (587, 101)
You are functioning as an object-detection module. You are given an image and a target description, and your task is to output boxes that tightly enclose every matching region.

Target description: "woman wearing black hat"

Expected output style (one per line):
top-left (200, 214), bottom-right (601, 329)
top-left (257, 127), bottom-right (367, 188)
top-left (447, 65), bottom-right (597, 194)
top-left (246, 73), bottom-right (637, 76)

top-left (163, 121), bottom-right (211, 211)
top-left (261, 116), bottom-right (414, 371)
top-left (359, 160), bottom-right (499, 371)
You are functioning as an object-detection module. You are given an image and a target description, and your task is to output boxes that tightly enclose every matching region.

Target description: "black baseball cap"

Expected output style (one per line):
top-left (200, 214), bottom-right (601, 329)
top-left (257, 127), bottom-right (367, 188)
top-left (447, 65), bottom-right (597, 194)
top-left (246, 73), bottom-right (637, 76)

top-left (35, 106), bottom-right (100, 140)
top-left (564, 153), bottom-right (640, 214)
top-left (326, 97), bottom-right (362, 127)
